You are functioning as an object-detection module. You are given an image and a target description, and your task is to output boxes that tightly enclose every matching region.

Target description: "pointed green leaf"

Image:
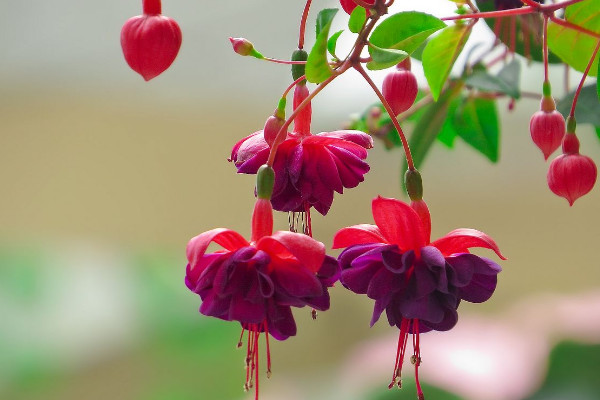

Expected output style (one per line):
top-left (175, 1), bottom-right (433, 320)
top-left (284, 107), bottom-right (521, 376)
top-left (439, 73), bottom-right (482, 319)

top-left (464, 59), bottom-right (521, 99)
top-left (307, 9), bottom-right (338, 83)
top-left (366, 43), bottom-right (408, 70)
top-left (454, 97), bottom-right (500, 162)
top-left (349, 6), bottom-right (367, 34)
top-left (557, 85), bottom-right (600, 127)
top-left (596, 126), bottom-right (600, 141)
top-left (423, 24), bottom-right (471, 101)
top-left (368, 12), bottom-right (446, 56)
top-left (316, 8), bottom-right (338, 36)
top-left (437, 95), bottom-right (463, 148)
top-left (328, 30), bottom-right (343, 58)
top-left (547, 2), bottom-right (600, 76)
top-left (597, 59), bottom-right (600, 101)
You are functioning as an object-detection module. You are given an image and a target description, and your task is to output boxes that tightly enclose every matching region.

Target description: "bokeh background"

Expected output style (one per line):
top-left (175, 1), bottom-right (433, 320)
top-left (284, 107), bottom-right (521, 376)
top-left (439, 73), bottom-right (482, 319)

top-left (1, 1), bottom-right (599, 400)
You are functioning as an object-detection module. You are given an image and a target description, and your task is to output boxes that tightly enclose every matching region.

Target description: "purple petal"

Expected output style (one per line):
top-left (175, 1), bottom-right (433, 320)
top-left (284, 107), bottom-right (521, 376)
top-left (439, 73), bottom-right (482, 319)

top-left (460, 273), bottom-right (498, 303)
top-left (267, 303), bottom-right (297, 340)
top-left (317, 255), bottom-right (341, 287)
top-left (199, 291), bottom-right (231, 320)
top-left (271, 262), bottom-right (323, 298)
top-left (229, 292), bottom-right (266, 323)
top-left (399, 293), bottom-right (445, 324)
top-left (367, 267), bottom-right (400, 300)
top-left (418, 306), bottom-right (458, 332)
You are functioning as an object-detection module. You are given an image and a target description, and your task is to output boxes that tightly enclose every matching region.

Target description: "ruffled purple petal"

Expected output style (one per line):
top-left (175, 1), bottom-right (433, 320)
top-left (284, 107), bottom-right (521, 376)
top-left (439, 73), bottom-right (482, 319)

top-left (267, 303), bottom-right (297, 340)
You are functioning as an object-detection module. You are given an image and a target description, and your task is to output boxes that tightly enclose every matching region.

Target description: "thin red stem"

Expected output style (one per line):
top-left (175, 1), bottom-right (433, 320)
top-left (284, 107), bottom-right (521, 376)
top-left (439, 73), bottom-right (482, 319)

top-left (543, 15), bottom-right (549, 82)
top-left (354, 64), bottom-right (415, 170)
top-left (263, 57), bottom-right (307, 65)
top-left (298, 0), bottom-right (312, 49)
top-left (266, 69), bottom-right (346, 167)
top-left (142, 0), bottom-right (161, 14)
top-left (353, 0), bottom-right (373, 8)
top-left (282, 75), bottom-right (307, 98)
top-left (570, 38), bottom-right (600, 118)
top-left (549, 14), bottom-right (600, 40)
top-left (521, 0), bottom-right (541, 8)
top-left (442, 0), bottom-right (585, 22)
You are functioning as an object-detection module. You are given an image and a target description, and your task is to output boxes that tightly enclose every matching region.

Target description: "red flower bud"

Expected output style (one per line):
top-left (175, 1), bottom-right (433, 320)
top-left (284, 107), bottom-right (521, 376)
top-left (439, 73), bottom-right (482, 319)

top-left (529, 96), bottom-right (565, 160)
top-left (340, 0), bottom-right (375, 15)
top-left (382, 66), bottom-right (418, 116)
top-left (263, 113), bottom-right (285, 147)
top-left (547, 134), bottom-right (597, 206)
top-left (120, 0), bottom-right (182, 81)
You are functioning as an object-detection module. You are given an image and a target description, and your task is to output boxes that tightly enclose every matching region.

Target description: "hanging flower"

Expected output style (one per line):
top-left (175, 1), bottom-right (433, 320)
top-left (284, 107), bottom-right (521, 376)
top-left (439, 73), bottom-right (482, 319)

top-left (230, 84), bottom-right (373, 215)
top-left (333, 196), bottom-right (505, 398)
top-left (186, 173), bottom-right (340, 398)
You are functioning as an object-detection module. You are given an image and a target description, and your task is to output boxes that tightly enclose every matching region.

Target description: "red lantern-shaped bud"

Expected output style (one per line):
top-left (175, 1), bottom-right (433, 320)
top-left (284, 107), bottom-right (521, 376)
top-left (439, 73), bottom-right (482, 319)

top-left (340, 0), bottom-right (375, 15)
top-left (547, 130), bottom-right (597, 206)
top-left (120, 0), bottom-right (182, 81)
top-left (382, 61), bottom-right (418, 116)
top-left (263, 105), bottom-right (286, 147)
top-left (529, 95), bottom-right (565, 160)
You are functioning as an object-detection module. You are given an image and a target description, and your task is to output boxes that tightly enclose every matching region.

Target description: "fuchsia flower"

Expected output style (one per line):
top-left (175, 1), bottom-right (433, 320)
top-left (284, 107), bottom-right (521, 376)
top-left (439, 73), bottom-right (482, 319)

top-left (230, 84), bottom-right (373, 215)
top-left (120, 0), bottom-right (182, 81)
top-left (340, 0), bottom-right (376, 15)
top-left (186, 188), bottom-right (339, 397)
top-left (333, 196), bottom-right (505, 398)
top-left (529, 95), bottom-right (565, 160)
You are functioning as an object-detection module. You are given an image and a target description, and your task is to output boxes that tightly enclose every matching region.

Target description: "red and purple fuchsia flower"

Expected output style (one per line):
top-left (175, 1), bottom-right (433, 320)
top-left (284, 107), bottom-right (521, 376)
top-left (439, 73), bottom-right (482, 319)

top-left (333, 171), bottom-right (505, 399)
top-left (185, 166), bottom-right (339, 399)
top-left (230, 79), bottom-right (373, 216)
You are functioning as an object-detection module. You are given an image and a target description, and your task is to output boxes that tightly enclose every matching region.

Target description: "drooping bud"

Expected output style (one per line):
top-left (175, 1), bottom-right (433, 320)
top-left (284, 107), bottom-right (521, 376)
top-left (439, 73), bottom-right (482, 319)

top-left (529, 98), bottom-right (565, 160)
top-left (256, 165), bottom-right (275, 199)
top-left (263, 98), bottom-right (286, 146)
top-left (120, 0), bottom-right (182, 81)
top-left (291, 49), bottom-right (308, 83)
top-left (404, 169), bottom-right (423, 201)
top-left (340, 0), bottom-right (375, 15)
top-left (382, 63), bottom-right (418, 116)
top-left (229, 37), bottom-right (264, 59)
top-left (547, 132), bottom-right (597, 206)
top-left (293, 84), bottom-right (312, 135)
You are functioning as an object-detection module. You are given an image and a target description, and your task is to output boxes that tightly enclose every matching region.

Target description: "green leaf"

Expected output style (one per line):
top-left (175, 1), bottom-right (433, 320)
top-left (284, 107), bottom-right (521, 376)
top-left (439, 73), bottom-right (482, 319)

top-left (597, 59), bottom-right (600, 101)
top-left (464, 59), bottom-right (521, 99)
top-left (422, 24), bottom-right (471, 101)
top-left (316, 8), bottom-right (338, 36)
top-left (368, 12), bottom-right (446, 56)
top-left (327, 30), bottom-right (343, 58)
top-left (366, 43), bottom-right (408, 70)
top-left (596, 126), bottom-right (600, 141)
top-left (306, 9), bottom-right (338, 83)
top-left (557, 85), bottom-right (600, 127)
top-left (401, 82), bottom-right (464, 182)
top-left (454, 97), bottom-right (500, 162)
top-left (348, 6), bottom-right (366, 34)
top-left (437, 95), bottom-right (462, 147)
top-left (547, 2), bottom-right (600, 76)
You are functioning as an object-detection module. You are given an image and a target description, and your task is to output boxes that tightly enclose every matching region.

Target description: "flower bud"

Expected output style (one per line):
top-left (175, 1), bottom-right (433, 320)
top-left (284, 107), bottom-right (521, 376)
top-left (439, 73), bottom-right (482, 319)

top-left (340, 0), bottom-right (375, 15)
top-left (529, 106), bottom-right (565, 160)
top-left (547, 134), bottom-right (597, 206)
top-left (382, 65), bottom-right (418, 116)
top-left (229, 37), bottom-right (262, 58)
top-left (120, 1), bottom-right (182, 81)
top-left (263, 111), bottom-right (285, 147)
top-left (291, 49), bottom-right (308, 83)
top-left (293, 84), bottom-right (312, 135)
top-left (257, 165), bottom-right (275, 200)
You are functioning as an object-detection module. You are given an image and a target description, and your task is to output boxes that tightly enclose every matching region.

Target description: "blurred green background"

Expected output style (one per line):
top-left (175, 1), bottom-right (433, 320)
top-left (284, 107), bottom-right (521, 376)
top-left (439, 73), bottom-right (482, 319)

top-left (1, 1), bottom-right (599, 400)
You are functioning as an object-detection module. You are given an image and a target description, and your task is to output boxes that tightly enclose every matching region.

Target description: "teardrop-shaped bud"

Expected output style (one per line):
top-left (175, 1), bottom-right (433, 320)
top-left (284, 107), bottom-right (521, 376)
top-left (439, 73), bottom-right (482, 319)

top-left (340, 0), bottom-right (375, 15)
top-left (547, 134), bottom-right (597, 206)
top-left (120, 1), bottom-right (182, 81)
top-left (382, 68), bottom-right (418, 116)
top-left (263, 113), bottom-right (286, 147)
top-left (529, 110), bottom-right (566, 160)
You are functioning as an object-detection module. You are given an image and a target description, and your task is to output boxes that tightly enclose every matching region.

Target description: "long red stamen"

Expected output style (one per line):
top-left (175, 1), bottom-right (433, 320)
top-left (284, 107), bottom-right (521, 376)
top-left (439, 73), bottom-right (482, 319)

top-left (389, 318), bottom-right (409, 389)
top-left (304, 201), bottom-right (313, 237)
top-left (254, 325), bottom-right (260, 400)
top-left (245, 327), bottom-right (252, 391)
top-left (509, 16), bottom-right (516, 54)
top-left (237, 327), bottom-right (245, 348)
top-left (264, 320), bottom-right (272, 378)
top-left (413, 319), bottom-right (424, 400)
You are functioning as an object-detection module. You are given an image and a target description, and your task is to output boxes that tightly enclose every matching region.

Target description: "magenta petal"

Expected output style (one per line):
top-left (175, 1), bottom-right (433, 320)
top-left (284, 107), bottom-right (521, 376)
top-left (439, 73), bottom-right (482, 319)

top-left (372, 196), bottom-right (426, 251)
top-left (317, 130), bottom-right (374, 149)
top-left (367, 267), bottom-right (398, 300)
top-left (399, 293), bottom-right (445, 324)
top-left (432, 228), bottom-right (506, 260)
top-left (333, 224), bottom-right (387, 249)
top-left (419, 305), bottom-right (458, 332)
top-left (259, 231), bottom-right (325, 273)
top-left (186, 228), bottom-right (248, 269)
top-left (272, 262), bottom-right (323, 298)
top-left (229, 292), bottom-right (265, 323)
top-left (268, 303), bottom-right (297, 340)
top-left (199, 291), bottom-right (231, 320)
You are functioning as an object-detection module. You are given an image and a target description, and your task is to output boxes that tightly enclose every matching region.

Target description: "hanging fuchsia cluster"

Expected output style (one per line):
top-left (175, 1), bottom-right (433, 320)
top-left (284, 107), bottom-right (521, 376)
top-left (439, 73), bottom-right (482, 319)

top-left (119, 0), bottom-right (600, 398)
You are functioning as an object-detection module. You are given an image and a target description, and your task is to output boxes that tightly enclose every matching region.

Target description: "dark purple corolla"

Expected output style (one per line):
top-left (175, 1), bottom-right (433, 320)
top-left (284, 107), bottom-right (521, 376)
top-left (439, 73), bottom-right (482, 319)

top-left (230, 84), bottom-right (373, 215)
top-left (333, 196), bottom-right (505, 398)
